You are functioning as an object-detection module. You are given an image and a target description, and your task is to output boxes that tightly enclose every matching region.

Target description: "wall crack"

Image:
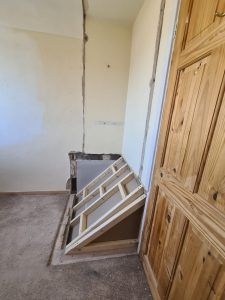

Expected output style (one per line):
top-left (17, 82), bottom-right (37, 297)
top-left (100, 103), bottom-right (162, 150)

top-left (82, 0), bottom-right (88, 153)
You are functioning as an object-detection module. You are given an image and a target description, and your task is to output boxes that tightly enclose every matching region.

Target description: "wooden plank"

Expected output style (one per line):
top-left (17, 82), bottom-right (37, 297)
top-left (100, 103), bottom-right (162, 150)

top-left (168, 224), bottom-right (222, 300)
top-left (118, 183), bottom-right (127, 199)
top-left (198, 90), bottom-right (225, 214)
top-left (99, 185), bottom-right (105, 197)
top-left (164, 46), bottom-right (225, 192)
top-left (111, 165), bottom-right (117, 174)
top-left (147, 189), bottom-right (188, 299)
top-left (76, 157), bottom-right (124, 197)
top-left (163, 57), bottom-right (208, 190)
top-left (179, 21), bottom-right (225, 68)
top-left (70, 184), bottom-right (118, 227)
top-left (83, 188), bottom-right (87, 198)
top-left (79, 214), bottom-right (87, 234)
top-left (61, 196), bottom-right (74, 249)
top-left (71, 239), bottom-right (138, 254)
top-left (157, 174), bottom-right (225, 260)
top-left (101, 164), bottom-right (130, 191)
top-left (143, 255), bottom-right (161, 300)
top-left (147, 190), bottom-right (170, 273)
top-left (69, 186), bottom-right (144, 246)
top-left (208, 266), bottom-right (225, 300)
top-left (70, 172), bottom-right (136, 227)
top-left (186, 0), bottom-right (220, 43)
top-left (65, 194), bottom-right (146, 254)
top-left (73, 163), bottom-right (129, 211)
top-left (83, 172), bottom-right (134, 216)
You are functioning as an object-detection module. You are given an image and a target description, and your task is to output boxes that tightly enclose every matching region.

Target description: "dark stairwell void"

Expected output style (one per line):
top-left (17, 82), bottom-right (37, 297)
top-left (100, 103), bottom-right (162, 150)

top-left (67, 152), bottom-right (121, 194)
top-left (69, 151), bottom-right (121, 192)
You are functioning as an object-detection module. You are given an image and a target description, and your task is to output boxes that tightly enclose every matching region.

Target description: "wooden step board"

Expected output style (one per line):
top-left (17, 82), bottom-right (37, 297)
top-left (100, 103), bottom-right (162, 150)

top-left (65, 157), bottom-right (146, 255)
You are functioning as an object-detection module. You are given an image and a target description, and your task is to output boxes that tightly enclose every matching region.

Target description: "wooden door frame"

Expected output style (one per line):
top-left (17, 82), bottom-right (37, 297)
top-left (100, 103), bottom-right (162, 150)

top-left (140, 0), bottom-right (189, 258)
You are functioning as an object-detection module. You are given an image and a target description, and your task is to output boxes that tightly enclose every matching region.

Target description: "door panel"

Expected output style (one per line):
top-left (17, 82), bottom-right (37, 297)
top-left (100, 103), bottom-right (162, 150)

top-left (147, 190), bottom-right (187, 299)
top-left (168, 224), bottom-right (223, 300)
top-left (141, 0), bottom-right (225, 299)
top-left (208, 267), bottom-right (225, 300)
top-left (186, 0), bottom-right (225, 45)
top-left (164, 49), bottom-right (225, 192)
top-left (198, 90), bottom-right (225, 214)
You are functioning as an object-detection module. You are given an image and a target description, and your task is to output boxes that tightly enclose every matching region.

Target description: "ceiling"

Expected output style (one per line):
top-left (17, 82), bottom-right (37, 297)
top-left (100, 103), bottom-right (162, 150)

top-left (86, 0), bottom-right (145, 25)
top-left (0, 0), bottom-right (145, 38)
top-left (0, 0), bottom-right (83, 38)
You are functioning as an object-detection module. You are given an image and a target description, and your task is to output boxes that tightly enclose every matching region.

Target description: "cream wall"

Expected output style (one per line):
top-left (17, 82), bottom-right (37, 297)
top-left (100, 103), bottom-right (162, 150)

top-left (0, 26), bottom-right (83, 192)
top-left (85, 17), bottom-right (131, 153)
top-left (87, 0), bottom-right (144, 25)
top-left (122, 0), bottom-right (179, 189)
top-left (0, 0), bottom-right (83, 38)
top-left (122, 0), bottom-right (161, 175)
top-left (140, 0), bottom-right (180, 189)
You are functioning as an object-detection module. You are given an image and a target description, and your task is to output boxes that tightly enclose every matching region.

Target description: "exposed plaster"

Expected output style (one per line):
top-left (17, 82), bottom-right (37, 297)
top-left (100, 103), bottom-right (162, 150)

top-left (138, 0), bottom-right (167, 178)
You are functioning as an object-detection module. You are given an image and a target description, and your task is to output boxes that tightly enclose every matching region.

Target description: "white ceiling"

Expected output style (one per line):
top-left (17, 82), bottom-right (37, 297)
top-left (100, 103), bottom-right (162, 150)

top-left (86, 0), bottom-right (145, 25)
top-left (0, 0), bottom-right (83, 38)
top-left (0, 0), bottom-right (145, 38)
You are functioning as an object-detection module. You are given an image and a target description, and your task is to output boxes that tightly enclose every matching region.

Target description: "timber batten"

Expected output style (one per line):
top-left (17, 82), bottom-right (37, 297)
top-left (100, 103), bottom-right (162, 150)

top-left (65, 157), bottom-right (146, 256)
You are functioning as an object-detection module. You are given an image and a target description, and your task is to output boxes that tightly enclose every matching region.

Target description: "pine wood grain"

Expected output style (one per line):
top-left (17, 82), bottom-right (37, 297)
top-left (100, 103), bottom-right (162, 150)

top-left (141, 0), bottom-right (225, 298)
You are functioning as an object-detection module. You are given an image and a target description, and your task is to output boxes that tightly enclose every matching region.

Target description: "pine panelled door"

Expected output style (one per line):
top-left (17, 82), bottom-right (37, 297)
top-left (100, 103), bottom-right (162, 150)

top-left (141, 0), bottom-right (225, 299)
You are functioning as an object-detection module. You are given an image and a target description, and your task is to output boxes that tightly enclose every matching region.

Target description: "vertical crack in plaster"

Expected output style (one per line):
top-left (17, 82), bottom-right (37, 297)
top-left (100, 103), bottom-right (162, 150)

top-left (139, 0), bottom-right (167, 179)
top-left (82, 0), bottom-right (87, 153)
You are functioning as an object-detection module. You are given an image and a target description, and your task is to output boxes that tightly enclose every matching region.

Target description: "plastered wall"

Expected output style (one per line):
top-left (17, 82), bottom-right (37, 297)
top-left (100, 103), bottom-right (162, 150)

top-left (0, 14), bottom-right (132, 191)
top-left (122, 0), bottom-right (179, 189)
top-left (140, 0), bottom-right (180, 189)
top-left (122, 0), bottom-right (162, 177)
top-left (0, 26), bottom-right (83, 192)
top-left (0, 0), bottom-right (83, 38)
top-left (0, 0), bottom-right (178, 192)
top-left (85, 17), bottom-right (131, 153)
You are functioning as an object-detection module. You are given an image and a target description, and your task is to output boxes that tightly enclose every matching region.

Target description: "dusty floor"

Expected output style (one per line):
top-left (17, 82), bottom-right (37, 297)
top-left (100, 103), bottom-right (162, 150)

top-left (0, 194), bottom-right (151, 300)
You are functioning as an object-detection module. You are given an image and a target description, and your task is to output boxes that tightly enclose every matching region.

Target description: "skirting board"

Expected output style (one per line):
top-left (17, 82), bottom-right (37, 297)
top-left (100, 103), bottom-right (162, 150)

top-left (0, 191), bottom-right (69, 196)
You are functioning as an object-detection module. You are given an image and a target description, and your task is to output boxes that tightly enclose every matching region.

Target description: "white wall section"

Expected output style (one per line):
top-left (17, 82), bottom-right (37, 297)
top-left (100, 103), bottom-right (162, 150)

top-left (85, 17), bottom-right (131, 153)
top-left (140, 0), bottom-right (180, 189)
top-left (0, 0), bottom-right (132, 192)
top-left (0, 27), bottom-right (83, 192)
top-left (86, 0), bottom-right (144, 25)
top-left (122, 0), bottom-right (179, 189)
top-left (0, 0), bottom-right (179, 192)
top-left (122, 0), bottom-right (161, 177)
top-left (0, 0), bottom-right (83, 38)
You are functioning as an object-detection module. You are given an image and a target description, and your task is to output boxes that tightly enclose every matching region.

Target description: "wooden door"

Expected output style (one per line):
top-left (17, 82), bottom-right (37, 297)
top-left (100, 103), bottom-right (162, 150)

top-left (141, 0), bottom-right (225, 299)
